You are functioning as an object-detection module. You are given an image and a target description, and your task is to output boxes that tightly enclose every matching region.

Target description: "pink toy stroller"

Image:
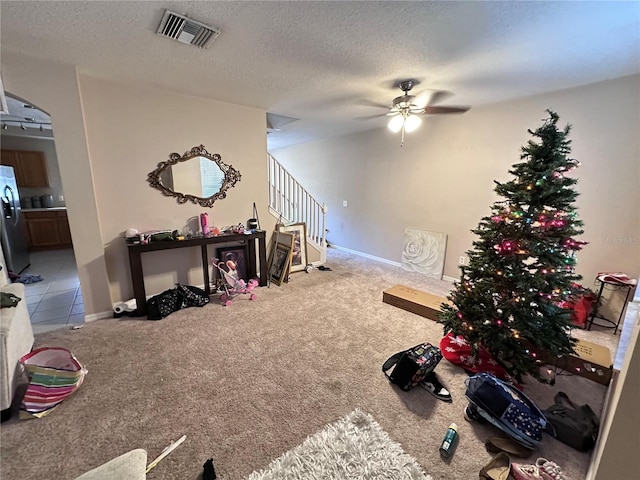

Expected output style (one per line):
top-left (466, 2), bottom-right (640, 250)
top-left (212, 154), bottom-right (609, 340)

top-left (212, 258), bottom-right (258, 306)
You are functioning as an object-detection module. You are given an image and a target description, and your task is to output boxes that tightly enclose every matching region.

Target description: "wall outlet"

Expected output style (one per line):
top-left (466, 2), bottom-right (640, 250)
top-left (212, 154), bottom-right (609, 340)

top-left (342, 200), bottom-right (348, 207)
top-left (458, 256), bottom-right (468, 266)
top-left (57, 195), bottom-right (64, 202)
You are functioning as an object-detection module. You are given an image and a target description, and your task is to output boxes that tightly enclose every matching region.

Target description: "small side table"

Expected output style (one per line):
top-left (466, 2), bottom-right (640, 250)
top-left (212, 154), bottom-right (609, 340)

top-left (587, 277), bottom-right (635, 334)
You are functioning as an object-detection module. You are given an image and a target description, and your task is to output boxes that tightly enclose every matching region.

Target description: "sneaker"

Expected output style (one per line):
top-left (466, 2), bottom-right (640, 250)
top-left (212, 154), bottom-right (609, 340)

top-left (535, 458), bottom-right (567, 480)
top-left (464, 403), bottom-right (486, 423)
top-left (420, 371), bottom-right (452, 402)
top-left (511, 463), bottom-right (544, 480)
top-left (464, 405), bottom-right (477, 422)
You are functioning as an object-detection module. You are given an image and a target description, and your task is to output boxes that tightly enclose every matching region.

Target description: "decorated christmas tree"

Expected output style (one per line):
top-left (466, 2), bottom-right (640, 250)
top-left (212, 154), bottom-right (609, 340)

top-left (439, 110), bottom-right (586, 383)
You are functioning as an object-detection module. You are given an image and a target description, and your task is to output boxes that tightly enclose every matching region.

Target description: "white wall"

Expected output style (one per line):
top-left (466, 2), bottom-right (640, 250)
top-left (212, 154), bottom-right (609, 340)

top-left (273, 75), bottom-right (640, 285)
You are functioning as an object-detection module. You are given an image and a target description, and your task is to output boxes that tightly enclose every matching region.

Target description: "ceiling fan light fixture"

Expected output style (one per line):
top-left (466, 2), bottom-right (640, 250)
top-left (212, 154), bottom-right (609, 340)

top-left (404, 114), bottom-right (422, 133)
top-left (387, 115), bottom-right (404, 133)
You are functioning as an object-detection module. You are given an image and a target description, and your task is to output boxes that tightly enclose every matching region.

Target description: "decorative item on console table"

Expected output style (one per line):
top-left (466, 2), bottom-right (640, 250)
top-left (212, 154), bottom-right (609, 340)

top-left (200, 213), bottom-right (210, 235)
top-left (125, 230), bottom-right (178, 245)
top-left (247, 201), bottom-right (260, 231)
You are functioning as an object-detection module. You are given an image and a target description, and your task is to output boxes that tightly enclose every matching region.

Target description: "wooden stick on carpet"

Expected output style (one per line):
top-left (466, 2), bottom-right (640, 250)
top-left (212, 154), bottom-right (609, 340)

top-left (145, 435), bottom-right (187, 473)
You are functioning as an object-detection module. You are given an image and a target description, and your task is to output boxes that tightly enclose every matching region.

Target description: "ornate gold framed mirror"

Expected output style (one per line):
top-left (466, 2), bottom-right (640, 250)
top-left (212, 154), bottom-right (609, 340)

top-left (147, 145), bottom-right (241, 207)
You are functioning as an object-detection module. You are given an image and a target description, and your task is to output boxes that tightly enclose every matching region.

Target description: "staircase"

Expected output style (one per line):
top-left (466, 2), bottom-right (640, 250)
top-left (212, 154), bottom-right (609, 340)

top-left (267, 153), bottom-right (327, 263)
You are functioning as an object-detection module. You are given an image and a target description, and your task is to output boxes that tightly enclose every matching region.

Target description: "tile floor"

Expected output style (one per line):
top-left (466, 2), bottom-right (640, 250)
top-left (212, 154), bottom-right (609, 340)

top-left (22, 249), bottom-right (85, 334)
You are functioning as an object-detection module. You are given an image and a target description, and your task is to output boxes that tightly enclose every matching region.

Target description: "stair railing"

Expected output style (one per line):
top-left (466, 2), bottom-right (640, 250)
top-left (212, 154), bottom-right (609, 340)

top-left (267, 153), bottom-right (327, 259)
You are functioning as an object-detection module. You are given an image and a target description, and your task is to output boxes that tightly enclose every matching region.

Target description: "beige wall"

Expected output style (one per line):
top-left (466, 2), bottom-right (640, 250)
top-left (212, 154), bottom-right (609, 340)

top-left (273, 74), bottom-right (640, 285)
top-left (77, 74), bottom-right (271, 302)
top-left (2, 52), bottom-right (273, 312)
top-left (1, 52), bottom-right (112, 316)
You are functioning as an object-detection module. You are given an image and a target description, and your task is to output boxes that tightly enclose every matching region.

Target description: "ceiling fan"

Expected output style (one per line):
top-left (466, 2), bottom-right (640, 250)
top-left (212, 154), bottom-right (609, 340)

top-left (375, 79), bottom-right (470, 146)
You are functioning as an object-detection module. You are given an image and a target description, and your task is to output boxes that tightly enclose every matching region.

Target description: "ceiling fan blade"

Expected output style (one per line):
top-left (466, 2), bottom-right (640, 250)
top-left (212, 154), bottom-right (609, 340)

top-left (426, 90), bottom-right (453, 106)
top-left (413, 90), bottom-right (453, 108)
top-left (424, 105), bottom-right (470, 114)
top-left (355, 113), bottom-right (389, 121)
top-left (356, 99), bottom-right (391, 109)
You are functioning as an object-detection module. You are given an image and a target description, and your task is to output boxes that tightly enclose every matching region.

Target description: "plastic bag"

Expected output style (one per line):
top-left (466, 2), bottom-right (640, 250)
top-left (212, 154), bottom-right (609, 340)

top-left (19, 347), bottom-right (87, 419)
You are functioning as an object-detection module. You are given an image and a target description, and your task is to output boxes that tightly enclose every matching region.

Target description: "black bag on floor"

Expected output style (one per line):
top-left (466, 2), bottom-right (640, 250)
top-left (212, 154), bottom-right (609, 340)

top-left (178, 284), bottom-right (210, 308)
top-left (146, 284), bottom-right (210, 320)
top-left (382, 343), bottom-right (443, 391)
top-left (544, 391), bottom-right (599, 451)
top-left (146, 287), bottom-right (183, 320)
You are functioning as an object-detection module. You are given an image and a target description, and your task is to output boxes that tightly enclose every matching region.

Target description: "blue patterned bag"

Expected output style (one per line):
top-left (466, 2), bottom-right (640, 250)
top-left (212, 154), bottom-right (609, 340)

top-left (465, 372), bottom-right (547, 449)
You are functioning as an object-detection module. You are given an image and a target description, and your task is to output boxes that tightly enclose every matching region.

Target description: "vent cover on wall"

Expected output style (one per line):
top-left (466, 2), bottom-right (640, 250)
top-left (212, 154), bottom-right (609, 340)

top-left (156, 9), bottom-right (220, 49)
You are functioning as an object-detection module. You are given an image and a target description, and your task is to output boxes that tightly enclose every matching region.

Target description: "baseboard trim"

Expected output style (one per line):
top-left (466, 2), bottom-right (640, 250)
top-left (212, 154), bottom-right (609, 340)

top-left (330, 244), bottom-right (401, 267)
top-left (331, 245), bottom-right (457, 283)
top-left (84, 310), bottom-right (113, 322)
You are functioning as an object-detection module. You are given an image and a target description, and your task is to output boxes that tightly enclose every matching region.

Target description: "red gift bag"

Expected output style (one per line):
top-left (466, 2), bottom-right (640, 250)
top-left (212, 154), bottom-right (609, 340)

top-left (560, 292), bottom-right (596, 329)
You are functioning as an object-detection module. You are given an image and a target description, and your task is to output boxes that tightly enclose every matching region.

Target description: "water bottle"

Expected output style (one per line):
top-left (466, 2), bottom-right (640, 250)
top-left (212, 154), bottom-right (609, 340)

top-left (439, 422), bottom-right (459, 458)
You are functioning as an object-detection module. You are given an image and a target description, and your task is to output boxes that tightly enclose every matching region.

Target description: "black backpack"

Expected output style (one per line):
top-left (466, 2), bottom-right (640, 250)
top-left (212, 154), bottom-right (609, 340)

top-left (382, 343), bottom-right (443, 391)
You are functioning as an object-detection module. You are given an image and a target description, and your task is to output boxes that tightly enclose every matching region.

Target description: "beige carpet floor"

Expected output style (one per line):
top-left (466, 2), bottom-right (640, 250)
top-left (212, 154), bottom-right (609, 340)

top-left (0, 248), bottom-right (619, 479)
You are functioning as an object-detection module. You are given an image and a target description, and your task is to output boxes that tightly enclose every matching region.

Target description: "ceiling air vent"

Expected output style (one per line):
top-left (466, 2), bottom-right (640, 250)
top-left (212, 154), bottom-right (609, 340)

top-left (156, 10), bottom-right (220, 49)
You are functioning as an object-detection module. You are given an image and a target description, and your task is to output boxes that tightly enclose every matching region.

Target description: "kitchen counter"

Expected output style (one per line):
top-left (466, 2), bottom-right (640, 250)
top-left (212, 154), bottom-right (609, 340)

top-left (22, 207), bottom-right (67, 212)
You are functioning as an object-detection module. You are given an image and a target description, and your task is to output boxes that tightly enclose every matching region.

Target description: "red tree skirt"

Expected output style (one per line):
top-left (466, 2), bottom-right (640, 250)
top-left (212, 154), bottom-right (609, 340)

top-left (440, 332), bottom-right (519, 386)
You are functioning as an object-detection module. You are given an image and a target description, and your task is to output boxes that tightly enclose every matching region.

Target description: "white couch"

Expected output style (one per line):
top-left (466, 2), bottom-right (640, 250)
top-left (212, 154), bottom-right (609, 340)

top-left (0, 243), bottom-right (34, 419)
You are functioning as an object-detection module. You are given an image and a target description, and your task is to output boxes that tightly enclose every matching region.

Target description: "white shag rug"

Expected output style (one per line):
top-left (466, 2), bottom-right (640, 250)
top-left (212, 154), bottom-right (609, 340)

top-left (246, 409), bottom-right (432, 480)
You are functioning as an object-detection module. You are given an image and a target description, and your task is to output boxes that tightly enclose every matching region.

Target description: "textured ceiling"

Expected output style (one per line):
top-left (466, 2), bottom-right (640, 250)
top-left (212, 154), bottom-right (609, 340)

top-left (1, 1), bottom-right (639, 150)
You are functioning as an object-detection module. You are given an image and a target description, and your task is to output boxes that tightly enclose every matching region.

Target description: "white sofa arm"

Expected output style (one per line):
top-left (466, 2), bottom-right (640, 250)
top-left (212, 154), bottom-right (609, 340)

top-left (1, 282), bottom-right (35, 413)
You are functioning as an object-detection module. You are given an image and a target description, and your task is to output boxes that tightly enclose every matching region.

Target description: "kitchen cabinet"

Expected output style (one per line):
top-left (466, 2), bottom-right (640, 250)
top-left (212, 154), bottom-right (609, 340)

top-left (1, 149), bottom-right (49, 187)
top-left (23, 210), bottom-right (72, 250)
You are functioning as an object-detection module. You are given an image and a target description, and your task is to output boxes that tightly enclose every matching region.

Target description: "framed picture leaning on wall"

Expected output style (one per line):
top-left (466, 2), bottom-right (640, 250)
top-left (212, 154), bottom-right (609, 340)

top-left (276, 222), bottom-right (308, 273)
top-left (216, 246), bottom-right (249, 283)
top-left (268, 232), bottom-right (294, 286)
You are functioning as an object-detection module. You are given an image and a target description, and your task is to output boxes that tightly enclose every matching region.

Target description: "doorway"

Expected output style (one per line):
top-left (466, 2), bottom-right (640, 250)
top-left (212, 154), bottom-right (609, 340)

top-left (0, 93), bottom-right (85, 333)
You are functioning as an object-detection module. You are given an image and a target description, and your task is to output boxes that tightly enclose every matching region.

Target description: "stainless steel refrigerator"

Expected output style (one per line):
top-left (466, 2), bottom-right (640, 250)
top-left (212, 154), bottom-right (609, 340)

top-left (1, 165), bottom-right (30, 274)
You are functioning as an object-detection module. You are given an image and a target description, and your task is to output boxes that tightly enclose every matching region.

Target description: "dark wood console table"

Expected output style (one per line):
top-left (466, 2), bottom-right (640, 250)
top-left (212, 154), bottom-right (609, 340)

top-left (127, 230), bottom-right (267, 316)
